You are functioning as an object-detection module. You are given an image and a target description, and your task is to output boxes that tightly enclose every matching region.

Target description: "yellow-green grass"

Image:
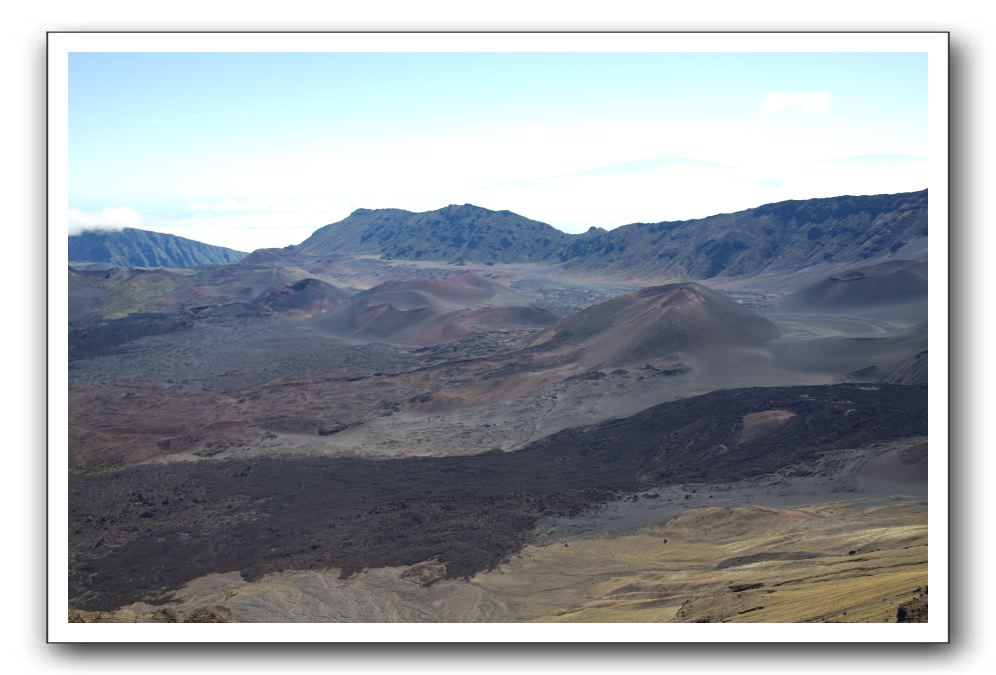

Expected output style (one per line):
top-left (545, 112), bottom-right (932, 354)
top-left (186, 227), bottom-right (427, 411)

top-left (472, 500), bottom-right (927, 623)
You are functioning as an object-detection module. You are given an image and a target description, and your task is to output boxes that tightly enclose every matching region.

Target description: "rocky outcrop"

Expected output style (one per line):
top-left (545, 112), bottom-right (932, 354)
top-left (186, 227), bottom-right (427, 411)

top-left (400, 561), bottom-right (448, 586)
top-left (896, 587), bottom-right (928, 623)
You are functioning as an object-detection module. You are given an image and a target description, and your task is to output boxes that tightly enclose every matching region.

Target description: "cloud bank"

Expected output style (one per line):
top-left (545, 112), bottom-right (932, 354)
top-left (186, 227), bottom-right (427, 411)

top-left (67, 206), bottom-right (145, 235)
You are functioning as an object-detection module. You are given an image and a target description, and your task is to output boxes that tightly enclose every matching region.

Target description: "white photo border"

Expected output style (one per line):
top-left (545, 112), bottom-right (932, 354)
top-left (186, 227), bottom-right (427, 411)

top-left (47, 31), bottom-right (949, 643)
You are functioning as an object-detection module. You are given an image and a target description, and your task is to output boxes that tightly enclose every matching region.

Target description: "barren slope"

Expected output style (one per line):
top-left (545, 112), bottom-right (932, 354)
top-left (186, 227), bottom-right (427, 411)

top-left (789, 259), bottom-right (928, 309)
top-left (530, 282), bottom-right (779, 368)
top-left (474, 499), bottom-right (927, 623)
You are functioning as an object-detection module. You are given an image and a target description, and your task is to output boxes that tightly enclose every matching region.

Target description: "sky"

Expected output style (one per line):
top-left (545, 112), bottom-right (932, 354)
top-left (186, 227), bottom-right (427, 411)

top-left (68, 51), bottom-right (929, 252)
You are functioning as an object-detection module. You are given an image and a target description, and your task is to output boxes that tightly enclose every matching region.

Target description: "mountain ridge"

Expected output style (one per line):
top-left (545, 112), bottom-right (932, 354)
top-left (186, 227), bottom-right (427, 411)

top-left (296, 203), bottom-right (569, 264)
top-left (292, 190), bottom-right (928, 278)
top-left (69, 227), bottom-right (247, 268)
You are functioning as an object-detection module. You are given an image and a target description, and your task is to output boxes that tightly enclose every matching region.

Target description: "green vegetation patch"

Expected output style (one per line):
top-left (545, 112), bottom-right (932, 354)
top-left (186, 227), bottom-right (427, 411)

top-left (69, 462), bottom-right (129, 475)
top-left (97, 272), bottom-right (182, 318)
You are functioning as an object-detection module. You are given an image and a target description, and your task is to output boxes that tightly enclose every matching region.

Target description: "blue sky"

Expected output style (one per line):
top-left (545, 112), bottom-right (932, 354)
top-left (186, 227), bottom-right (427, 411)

top-left (68, 52), bottom-right (928, 251)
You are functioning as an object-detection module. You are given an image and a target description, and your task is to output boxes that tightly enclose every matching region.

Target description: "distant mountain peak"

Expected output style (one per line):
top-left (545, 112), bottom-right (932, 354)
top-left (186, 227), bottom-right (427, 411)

top-left (348, 206), bottom-right (411, 217)
top-left (69, 227), bottom-right (246, 268)
top-left (295, 202), bottom-right (569, 264)
top-left (433, 203), bottom-right (513, 218)
top-left (296, 189), bottom-right (927, 278)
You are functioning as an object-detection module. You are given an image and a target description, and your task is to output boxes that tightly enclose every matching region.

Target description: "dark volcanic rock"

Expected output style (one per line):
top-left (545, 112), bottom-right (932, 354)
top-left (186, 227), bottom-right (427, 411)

top-left (400, 561), bottom-right (448, 586)
top-left (896, 588), bottom-right (928, 623)
top-left (69, 313), bottom-right (193, 359)
top-left (728, 582), bottom-right (765, 592)
top-left (69, 384), bottom-right (926, 611)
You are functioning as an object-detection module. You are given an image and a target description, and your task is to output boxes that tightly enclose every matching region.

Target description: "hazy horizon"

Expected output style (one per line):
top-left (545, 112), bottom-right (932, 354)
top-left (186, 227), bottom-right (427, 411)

top-left (69, 52), bottom-right (928, 251)
top-left (69, 186), bottom-right (930, 254)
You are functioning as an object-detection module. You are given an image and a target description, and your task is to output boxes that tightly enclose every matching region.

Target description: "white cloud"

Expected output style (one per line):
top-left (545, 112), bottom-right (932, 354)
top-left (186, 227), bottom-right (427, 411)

top-left (67, 206), bottom-right (146, 234)
top-left (111, 151), bottom-right (927, 250)
top-left (68, 109), bottom-right (927, 249)
top-left (149, 213), bottom-right (331, 253)
top-left (452, 154), bottom-right (927, 234)
top-left (67, 151), bottom-right (927, 250)
top-left (760, 91), bottom-right (831, 117)
top-left (186, 198), bottom-right (272, 213)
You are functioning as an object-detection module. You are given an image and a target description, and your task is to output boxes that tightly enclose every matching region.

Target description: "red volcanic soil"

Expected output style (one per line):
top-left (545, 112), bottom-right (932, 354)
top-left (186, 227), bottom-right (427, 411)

top-left (791, 259), bottom-right (928, 308)
top-left (407, 306), bottom-right (559, 346)
top-left (362, 271), bottom-right (500, 304)
top-left (69, 351), bottom-right (505, 465)
top-left (67, 282), bottom-right (785, 465)
top-left (167, 267), bottom-right (301, 307)
top-left (253, 278), bottom-right (351, 315)
top-left (68, 382), bottom-right (252, 465)
top-left (352, 304), bottom-right (439, 340)
top-left (316, 300), bottom-right (443, 343)
top-left (313, 272), bottom-right (522, 344)
top-left (529, 282), bottom-right (780, 368)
